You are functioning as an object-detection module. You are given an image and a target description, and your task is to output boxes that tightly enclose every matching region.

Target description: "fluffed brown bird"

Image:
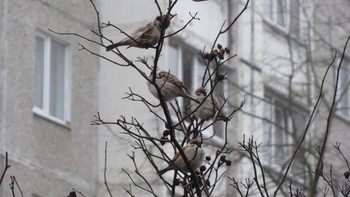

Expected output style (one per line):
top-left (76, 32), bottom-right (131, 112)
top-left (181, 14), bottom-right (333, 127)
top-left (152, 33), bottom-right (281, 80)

top-left (158, 139), bottom-right (205, 175)
top-left (147, 70), bottom-right (198, 103)
top-left (191, 87), bottom-right (221, 120)
top-left (106, 15), bottom-right (171, 51)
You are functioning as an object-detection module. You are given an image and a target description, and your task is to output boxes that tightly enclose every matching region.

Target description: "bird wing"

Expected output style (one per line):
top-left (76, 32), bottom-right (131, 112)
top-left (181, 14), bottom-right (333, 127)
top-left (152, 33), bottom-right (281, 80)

top-left (159, 71), bottom-right (188, 90)
top-left (211, 95), bottom-right (221, 111)
top-left (130, 22), bottom-right (155, 46)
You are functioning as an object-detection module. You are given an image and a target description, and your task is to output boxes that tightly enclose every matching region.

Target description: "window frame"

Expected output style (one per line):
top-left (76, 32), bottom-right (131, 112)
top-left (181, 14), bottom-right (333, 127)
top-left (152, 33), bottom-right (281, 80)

top-left (262, 89), bottom-right (307, 166)
top-left (33, 32), bottom-right (71, 126)
top-left (263, 0), bottom-right (300, 37)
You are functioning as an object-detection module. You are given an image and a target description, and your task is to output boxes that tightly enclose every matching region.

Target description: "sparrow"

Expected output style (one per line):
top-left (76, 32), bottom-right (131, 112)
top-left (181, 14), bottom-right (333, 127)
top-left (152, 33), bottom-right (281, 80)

top-left (191, 87), bottom-right (221, 120)
top-left (147, 70), bottom-right (199, 103)
top-left (158, 139), bottom-right (205, 175)
top-left (106, 15), bottom-right (171, 51)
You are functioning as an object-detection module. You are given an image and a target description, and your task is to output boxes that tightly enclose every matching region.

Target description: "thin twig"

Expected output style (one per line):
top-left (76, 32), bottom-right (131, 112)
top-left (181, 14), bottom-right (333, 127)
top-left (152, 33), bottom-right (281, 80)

top-left (11, 176), bottom-right (23, 197)
top-left (0, 152), bottom-right (10, 187)
top-left (310, 35), bottom-right (350, 196)
top-left (273, 51), bottom-right (336, 196)
top-left (104, 142), bottom-right (113, 197)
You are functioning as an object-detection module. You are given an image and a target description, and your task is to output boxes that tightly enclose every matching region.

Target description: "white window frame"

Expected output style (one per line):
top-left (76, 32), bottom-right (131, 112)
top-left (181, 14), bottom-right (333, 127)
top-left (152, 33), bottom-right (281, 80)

top-left (262, 94), bottom-right (293, 166)
top-left (33, 32), bottom-right (71, 126)
top-left (263, 0), bottom-right (300, 36)
top-left (264, 0), bottom-right (290, 29)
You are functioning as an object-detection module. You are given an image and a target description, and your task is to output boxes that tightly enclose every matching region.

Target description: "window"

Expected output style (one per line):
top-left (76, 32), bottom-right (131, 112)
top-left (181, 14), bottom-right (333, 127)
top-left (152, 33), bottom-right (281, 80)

top-left (167, 39), bottom-right (229, 140)
top-left (33, 33), bottom-right (71, 125)
top-left (263, 95), bottom-right (292, 165)
top-left (264, 0), bottom-right (300, 36)
top-left (262, 90), bottom-right (306, 166)
top-left (336, 61), bottom-right (350, 118)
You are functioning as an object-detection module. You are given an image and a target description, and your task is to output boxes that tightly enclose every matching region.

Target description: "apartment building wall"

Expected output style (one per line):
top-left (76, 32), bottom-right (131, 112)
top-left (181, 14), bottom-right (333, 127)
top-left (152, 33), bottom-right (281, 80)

top-left (0, 0), bottom-right (99, 196)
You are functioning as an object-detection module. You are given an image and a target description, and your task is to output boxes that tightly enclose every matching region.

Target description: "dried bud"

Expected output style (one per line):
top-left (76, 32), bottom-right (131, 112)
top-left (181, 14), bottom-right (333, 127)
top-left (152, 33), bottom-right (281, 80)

top-left (205, 156), bottom-right (211, 161)
top-left (217, 43), bottom-right (223, 49)
top-left (160, 136), bottom-right (168, 145)
top-left (220, 48), bottom-right (225, 54)
top-left (225, 160), bottom-right (232, 166)
top-left (200, 165), bottom-right (207, 172)
top-left (344, 171), bottom-right (350, 179)
top-left (162, 130), bottom-right (170, 136)
top-left (203, 52), bottom-right (210, 59)
top-left (224, 47), bottom-right (230, 54)
top-left (212, 50), bottom-right (219, 56)
top-left (216, 73), bottom-right (225, 81)
top-left (218, 53), bottom-right (224, 60)
top-left (208, 53), bottom-right (216, 62)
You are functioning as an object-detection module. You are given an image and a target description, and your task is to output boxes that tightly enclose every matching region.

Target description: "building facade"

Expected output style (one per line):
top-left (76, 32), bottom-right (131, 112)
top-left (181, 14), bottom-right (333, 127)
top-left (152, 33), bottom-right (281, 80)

top-left (0, 0), bottom-right (349, 196)
top-left (0, 0), bottom-right (99, 196)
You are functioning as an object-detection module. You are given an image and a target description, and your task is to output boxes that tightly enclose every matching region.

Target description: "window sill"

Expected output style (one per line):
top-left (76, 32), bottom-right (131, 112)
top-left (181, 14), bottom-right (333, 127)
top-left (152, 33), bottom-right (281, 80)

top-left (32, 107), bottom-right (71, 129)
top-left (335, 111), bottom-right (350, 124)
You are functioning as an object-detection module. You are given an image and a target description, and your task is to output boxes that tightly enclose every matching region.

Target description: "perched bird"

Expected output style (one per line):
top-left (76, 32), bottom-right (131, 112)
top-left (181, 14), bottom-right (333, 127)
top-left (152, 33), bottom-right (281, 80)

top-left (158, 139), bottom-right (205, 175)
top-left (106, 15), bottom-right (171, 51)
top-left (147, 70), bottom-right (198, 103)
top-left (191, 87), bottom-right (221, 120)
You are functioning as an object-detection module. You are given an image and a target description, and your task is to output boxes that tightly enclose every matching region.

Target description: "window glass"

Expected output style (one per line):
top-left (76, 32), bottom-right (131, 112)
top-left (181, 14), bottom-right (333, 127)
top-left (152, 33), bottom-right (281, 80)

top-left (35, 36), bottom-right (45, 109)
top-left (49, 40), bottom-right (66, 120)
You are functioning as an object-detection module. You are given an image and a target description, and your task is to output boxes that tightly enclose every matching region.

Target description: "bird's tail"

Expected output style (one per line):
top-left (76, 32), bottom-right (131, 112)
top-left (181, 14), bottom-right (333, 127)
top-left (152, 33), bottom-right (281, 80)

top-left (106, 42), bottom-right (124, 51)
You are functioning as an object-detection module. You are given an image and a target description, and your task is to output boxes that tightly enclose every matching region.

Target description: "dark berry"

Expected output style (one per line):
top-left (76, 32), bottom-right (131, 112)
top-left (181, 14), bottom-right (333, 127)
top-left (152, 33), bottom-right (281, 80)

top-left (344, 171), bottom-right (350, 179)
top-left (200, 165), bottom-right (206, 172)
top-left (205, 156), bottom-right (211, 161)
top-left (203, 52), bottom-right (210, 59)
top-left (224, 47), bottom-right (230, 54)
top-left (162, 130), bottom-right (170, 136)
top-left (226, 160), bottom-right (232, 166)
top-left (220, 155), bottom-right (226, 162)
top-left (174, 178), bottom-right (180, 186)
top-left (67, 191), bottom-right (76, 197)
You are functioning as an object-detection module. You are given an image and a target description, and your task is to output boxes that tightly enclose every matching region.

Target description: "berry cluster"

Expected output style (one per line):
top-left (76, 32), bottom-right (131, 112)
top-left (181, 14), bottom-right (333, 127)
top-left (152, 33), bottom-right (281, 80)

top-left (202, 44), bottom-right (231, 62)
